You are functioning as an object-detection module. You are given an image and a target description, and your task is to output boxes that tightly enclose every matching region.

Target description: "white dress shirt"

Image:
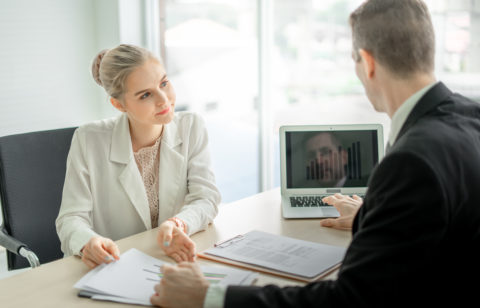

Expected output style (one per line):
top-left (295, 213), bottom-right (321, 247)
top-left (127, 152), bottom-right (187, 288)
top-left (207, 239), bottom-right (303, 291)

top-left (387, 82), bottom-right (437, 147)
top-left (56, 111), bottom-right (221, 256)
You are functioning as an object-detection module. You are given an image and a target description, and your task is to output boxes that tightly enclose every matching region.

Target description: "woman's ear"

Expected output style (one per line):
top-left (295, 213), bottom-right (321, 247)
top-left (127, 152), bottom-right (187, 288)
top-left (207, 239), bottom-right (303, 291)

top-left (358, 49), bottom-right (375, 79)
top-left (110, 97), bottom-right (126, 112)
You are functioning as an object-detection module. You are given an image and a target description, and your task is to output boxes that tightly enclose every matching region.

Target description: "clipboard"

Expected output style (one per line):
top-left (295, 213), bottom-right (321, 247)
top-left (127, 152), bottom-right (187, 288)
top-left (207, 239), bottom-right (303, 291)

top-left (198, 230), bottom-right (346, 283)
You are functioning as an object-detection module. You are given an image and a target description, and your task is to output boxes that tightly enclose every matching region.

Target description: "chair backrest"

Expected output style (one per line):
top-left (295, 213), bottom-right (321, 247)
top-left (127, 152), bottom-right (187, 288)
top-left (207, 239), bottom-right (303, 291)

top-left (0, 127), bottom-right (76, 270)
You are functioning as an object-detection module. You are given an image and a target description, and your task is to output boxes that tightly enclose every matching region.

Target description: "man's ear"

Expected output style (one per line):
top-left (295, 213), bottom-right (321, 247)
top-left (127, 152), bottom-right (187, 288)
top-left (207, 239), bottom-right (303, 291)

top-left (110, 97), bottom-right (126, 112)
top-left (358, 49), bottom-right (375, 79)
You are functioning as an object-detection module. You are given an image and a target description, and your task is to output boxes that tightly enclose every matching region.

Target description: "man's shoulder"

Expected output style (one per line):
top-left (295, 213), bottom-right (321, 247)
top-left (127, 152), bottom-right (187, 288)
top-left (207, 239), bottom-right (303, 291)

top-left (399, 87), bottom-right (480, 149)
top-left (386, 97), bottom-right (480, 187)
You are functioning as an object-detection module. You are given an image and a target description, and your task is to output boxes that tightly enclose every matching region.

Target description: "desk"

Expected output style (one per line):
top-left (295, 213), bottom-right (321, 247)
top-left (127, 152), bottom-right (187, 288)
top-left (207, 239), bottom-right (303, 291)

top-left (0, 188), bottom-right (351, 307)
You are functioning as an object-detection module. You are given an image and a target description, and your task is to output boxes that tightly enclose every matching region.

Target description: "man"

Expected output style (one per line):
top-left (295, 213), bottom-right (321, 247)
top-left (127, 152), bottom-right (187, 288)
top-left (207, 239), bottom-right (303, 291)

top-left (304, 132), bottom-right (349, 187)
top-left (151, 0), bottom-right (480, 307)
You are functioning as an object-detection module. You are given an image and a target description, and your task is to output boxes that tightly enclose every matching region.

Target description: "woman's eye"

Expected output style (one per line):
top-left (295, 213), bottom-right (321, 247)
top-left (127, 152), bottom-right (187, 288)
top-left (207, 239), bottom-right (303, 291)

top-left (140, 92), bottom-right (151, 99)
top-left (161, 80), bottom-right (168, 87)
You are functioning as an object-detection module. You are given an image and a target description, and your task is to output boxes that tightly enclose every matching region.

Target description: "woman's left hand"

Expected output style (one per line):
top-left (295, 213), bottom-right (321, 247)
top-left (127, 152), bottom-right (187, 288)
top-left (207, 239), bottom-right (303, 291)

top-left (157, 221), bottom-right (196, 262)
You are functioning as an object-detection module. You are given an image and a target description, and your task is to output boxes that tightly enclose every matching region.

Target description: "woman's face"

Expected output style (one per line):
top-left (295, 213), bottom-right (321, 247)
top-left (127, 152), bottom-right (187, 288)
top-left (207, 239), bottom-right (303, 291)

top-left (120, 58), bottom-right (176, 127)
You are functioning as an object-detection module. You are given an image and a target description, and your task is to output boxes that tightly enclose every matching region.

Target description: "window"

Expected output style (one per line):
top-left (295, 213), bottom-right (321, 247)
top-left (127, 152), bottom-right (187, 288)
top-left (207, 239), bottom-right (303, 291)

top-left (161, 0), bottom-right (259, 202)
top-left (425, 0), bottom-right (480, 100)
top-left (159, 0), bottom-right (480, 202)
top-left (270, 0), bottom-right (389, 188)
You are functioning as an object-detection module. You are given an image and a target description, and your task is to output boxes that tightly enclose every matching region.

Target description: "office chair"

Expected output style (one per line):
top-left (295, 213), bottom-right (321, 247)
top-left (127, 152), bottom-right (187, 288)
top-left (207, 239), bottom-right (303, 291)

top-left (0, 127), bottom-right (76, 270)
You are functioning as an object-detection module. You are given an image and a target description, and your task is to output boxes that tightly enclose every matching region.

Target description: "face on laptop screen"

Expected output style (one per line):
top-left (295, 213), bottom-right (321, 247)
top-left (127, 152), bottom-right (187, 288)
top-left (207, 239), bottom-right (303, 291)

top-left (285, 130), bottom-right (379, 189)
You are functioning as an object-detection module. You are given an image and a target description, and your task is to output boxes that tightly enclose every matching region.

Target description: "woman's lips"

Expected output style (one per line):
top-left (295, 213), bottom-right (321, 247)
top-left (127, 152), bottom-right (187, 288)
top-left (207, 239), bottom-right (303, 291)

top-left (157, 106), bottom-right (170, 115)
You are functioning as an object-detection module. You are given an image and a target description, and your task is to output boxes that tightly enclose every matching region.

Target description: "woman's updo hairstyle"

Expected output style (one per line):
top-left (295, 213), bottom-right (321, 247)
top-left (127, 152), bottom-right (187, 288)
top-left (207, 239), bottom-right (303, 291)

top-left (91, 44), bottom-right (156, 100)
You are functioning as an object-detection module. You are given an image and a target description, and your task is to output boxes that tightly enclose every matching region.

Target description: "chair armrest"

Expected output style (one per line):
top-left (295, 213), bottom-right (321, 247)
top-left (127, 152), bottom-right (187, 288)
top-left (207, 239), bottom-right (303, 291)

top-left (0, 228), bottom-right (40, 268)
top-left (0, 228), bottom-right (25, 254)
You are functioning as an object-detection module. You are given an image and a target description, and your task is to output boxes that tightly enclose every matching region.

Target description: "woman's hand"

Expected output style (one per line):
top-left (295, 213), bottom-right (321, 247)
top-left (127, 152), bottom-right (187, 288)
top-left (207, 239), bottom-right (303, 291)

top-left (80, 236), bottom-right (120, 268)
top-left (320, 193), bottom-right (363, 230)
top-left (158, 221), bottom-right (196, 262)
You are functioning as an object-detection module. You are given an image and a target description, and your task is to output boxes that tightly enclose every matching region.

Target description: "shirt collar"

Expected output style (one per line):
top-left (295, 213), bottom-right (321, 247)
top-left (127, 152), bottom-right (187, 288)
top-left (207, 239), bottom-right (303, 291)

top-left (388, 82), bottom-right (437, 146)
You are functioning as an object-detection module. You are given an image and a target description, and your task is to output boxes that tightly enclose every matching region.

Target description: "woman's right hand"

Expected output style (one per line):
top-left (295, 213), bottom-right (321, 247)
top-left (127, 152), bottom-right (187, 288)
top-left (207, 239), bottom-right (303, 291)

top-left (158, 221), bottom-right (196, 263)
top-left (80, 236), bottom-right (120, 268)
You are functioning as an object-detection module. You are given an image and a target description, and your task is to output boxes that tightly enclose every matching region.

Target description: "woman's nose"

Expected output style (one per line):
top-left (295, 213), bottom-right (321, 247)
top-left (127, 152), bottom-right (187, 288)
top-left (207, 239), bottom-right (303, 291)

top-left (155, 89), bottom-right (168, 105)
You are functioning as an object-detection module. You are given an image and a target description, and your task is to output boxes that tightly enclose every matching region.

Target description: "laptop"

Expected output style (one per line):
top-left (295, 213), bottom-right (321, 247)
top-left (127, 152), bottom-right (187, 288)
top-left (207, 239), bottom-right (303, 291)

top-left (280, 124), bottom-right (384, 218)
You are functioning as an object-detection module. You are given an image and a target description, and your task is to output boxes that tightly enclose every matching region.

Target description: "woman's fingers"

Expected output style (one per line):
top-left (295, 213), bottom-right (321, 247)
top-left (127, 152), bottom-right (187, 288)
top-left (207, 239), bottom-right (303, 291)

top-left (158, 221), bottom-right (175, 248)
top-left (103, 239), bottom-right (120, 260)
top-left (157, 220), bottom-right (198, 262)
top-left (181, 236), bottom-right (196, 254)
top-left (81, 237), bottom-right (120, 268)
top-left (82, 254), bottom-right (98, 268)
top-left (176, 250), bottom-right (189, 262)
top-left (170, 253), bottom-right (181, 263)
top-left (181, 245), bottom-right (196, 262)
top-left (91, 246), bottom-right (112, 264)
top-left (90, 241), bottom-right (115, 264)
top-left (167, 241), bottom-right (193, 262)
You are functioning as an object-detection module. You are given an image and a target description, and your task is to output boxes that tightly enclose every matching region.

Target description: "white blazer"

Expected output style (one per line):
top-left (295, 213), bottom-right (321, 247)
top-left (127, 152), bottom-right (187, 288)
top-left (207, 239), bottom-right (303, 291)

top-left (56, 112), bottom-right (221, 256)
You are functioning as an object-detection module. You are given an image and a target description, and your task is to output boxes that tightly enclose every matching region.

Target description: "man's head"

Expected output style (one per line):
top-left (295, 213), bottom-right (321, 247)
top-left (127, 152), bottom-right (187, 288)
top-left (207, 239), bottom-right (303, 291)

top-left (350, 0), bottom-right (435, 78)
top-left (350, 0), bottom-right (436, 115)
top-left (305, 133), bottom-right (348, 186)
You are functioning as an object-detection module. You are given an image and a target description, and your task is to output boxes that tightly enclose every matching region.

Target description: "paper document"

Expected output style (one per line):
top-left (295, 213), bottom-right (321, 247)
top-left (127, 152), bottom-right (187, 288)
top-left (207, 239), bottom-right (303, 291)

top-left (203, 230), bottom-right (347, 279)
top-left (74, 248), bottom-right (258, 306)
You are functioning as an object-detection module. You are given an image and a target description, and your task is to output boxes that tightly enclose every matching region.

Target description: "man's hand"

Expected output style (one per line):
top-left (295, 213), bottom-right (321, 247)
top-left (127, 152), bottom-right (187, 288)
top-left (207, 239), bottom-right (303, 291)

top-left (158, 221), bottom-right (196, 262)
top-left (150, 262), bottom-right (209, 308)
top-left (80, 236), bottom-right (120, 268)
top-left (320, 193), bottom-right (363, 230)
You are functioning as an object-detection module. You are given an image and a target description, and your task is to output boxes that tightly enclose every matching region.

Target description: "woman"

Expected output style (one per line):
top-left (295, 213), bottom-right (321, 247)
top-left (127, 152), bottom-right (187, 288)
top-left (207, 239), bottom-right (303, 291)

top-left (56, 44), bottom-right (221, 268)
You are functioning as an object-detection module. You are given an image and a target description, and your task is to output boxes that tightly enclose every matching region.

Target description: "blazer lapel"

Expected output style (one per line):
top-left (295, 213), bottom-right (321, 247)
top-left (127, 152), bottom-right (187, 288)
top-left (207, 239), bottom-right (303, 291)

top-left (158, 119), bottom-right (184, 219)
top-left (110, 114), bottom-right (152, 229)
top-left (395, 82), bottom-right (452, 143)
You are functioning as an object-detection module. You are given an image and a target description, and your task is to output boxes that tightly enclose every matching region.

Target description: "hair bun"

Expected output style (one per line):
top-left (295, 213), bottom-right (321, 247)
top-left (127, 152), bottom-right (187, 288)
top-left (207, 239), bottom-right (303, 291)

top-left (91, 49), bottom-right (109, 86)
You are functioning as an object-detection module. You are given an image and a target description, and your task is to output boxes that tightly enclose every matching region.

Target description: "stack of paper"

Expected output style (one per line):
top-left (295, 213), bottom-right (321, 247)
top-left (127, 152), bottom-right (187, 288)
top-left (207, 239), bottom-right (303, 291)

top-left (74, 248), bottom-right (258, 306)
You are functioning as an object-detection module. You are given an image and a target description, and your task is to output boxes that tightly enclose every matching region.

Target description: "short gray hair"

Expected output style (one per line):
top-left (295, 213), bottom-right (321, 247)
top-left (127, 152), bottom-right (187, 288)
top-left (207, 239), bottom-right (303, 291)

top-left (91, 44), bottom-right (158, 100)
top-left (350, 0), bottom-right (435, 78)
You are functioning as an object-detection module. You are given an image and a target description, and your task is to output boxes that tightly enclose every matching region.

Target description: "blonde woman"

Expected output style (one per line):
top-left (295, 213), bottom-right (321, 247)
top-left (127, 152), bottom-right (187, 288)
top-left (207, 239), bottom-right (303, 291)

top-left (56, 44), bottom-right (220, 268)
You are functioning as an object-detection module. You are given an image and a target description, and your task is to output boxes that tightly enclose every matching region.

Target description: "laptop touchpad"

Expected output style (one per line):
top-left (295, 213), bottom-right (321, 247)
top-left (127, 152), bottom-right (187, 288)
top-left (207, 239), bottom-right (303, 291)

top-left (322, 208), bottom-right (340, 217)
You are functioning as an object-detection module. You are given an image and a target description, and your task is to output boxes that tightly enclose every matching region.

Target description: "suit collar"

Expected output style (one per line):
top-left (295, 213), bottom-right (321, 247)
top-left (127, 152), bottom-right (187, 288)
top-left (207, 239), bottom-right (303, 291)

top-left (110, 113), bottom-right (132, 164)
top-left (395, 82), bottom-right (452, 144)
top-left (108, 113), bottom-right (184, 229)
top-left (158, 118), bottom-right (184, 214)
top-left (161, 118), bottom-right (183, 149)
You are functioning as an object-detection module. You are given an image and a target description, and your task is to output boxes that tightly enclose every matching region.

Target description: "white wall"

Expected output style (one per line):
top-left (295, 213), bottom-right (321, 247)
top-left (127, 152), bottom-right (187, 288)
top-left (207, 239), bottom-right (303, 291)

top-left (0, 0), bottom-right (115, 136)
top-left (0, 0), bottom-right (158, 138)
top-left (0, 0), bottom-right (146, 259)
top-left (0, 0), bottom-right (153, 227)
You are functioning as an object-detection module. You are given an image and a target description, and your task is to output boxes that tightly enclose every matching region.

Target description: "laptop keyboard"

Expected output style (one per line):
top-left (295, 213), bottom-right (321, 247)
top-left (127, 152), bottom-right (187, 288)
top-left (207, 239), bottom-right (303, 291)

top-left (290, 195), bottom-right (364, 207)
top-left (290, 196), bottom-right (329, 207)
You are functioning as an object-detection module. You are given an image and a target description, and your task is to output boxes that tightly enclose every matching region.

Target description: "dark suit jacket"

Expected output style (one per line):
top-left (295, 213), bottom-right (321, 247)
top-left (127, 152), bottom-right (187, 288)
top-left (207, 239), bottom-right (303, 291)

top-left (225, 82), bottom-right (480, 307)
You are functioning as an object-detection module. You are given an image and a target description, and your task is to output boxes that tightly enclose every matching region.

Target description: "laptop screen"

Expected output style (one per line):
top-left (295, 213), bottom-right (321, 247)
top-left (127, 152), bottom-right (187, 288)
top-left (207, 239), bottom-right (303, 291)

top-left (285, 130), bottom-right (379, 189)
